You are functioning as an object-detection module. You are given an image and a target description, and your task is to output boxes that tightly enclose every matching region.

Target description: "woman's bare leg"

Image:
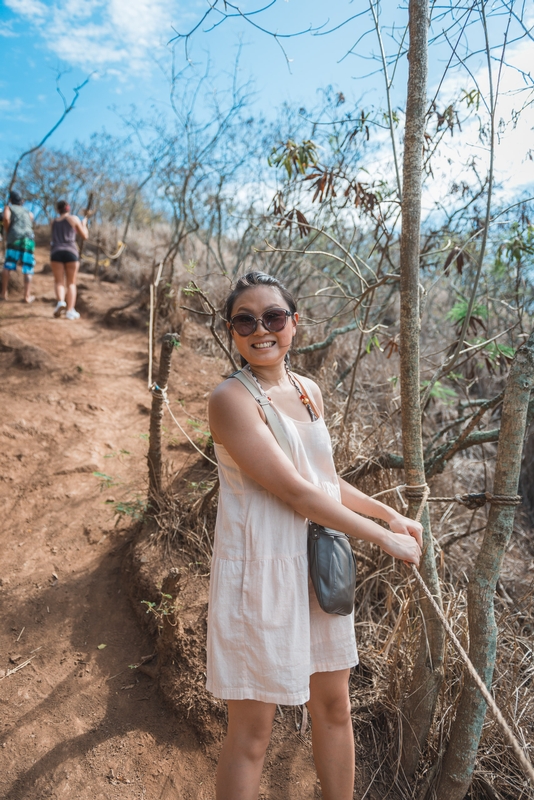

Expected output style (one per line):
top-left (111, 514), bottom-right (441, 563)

top-left (51, 261), bottom-right (66, 303)
top-left (307, 668), bottom-right (354, 800)
top-left (65, 261), bottom-right (79, 311)
top-left (216, 699), bottom-right (275, 800)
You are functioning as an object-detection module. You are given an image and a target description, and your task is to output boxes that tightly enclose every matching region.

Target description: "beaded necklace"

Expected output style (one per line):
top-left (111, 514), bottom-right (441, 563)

top-left (245, 363), bottom-right (319, 422)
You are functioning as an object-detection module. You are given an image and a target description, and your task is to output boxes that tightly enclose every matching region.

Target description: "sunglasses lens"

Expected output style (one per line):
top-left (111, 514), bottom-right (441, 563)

top-left (232, 314), bottom-right (256, 336)
top-left (231, 309), bottom-right (290, 336)
top-left (263, 310), bottom-right (289, 332)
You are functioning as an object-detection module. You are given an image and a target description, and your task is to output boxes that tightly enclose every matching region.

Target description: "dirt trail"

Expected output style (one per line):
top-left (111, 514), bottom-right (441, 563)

top-left (0, 256), bottom-right (322, 800)
top-left (0, 259), bottom-right (221, 799)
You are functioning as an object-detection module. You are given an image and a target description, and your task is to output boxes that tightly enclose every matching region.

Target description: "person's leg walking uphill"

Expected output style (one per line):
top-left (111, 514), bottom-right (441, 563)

top-left (64, 261), bottom-right (80, 319)
top-left (51, 262), bottom-right (67, 316)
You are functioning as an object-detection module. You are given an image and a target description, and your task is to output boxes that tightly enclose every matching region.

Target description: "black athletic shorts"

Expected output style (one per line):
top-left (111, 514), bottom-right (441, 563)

top-left (51, 250), bottom-right (79, 264)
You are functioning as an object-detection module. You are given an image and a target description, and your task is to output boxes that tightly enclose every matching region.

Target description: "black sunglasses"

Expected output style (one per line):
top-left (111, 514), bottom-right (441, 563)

top-left (230, 308), bottom-right (293, 337)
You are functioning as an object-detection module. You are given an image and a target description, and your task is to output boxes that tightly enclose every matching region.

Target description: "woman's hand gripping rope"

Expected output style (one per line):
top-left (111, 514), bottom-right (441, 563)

top-left (385, 512), bottom-right (423, 565)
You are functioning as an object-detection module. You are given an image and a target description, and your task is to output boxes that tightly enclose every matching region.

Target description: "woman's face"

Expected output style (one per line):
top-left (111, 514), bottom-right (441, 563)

top-left (229, 286), bottom-right (298, 367)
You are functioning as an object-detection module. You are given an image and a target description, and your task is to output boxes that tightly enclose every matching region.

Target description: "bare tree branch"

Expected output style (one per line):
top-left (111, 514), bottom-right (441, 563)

top-left (8, 75), bottom-right (90, 194)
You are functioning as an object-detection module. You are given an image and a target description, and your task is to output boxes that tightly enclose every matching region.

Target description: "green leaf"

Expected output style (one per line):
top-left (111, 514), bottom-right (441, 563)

top-left (446, 299), bottom-right (487, 325)
top-left (268, 139), bottom-right (319, 180)
top-left (420, 380), bottom-right (457, 404)
top-left (97, 643), bottom-right (107, 650)
top-left (112, 497), bottom-right (147, 521)
top-left (92, 471), bottom-right (116, 489)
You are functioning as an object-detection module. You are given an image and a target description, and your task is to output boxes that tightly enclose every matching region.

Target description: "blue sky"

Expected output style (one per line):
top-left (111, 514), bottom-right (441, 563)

top-left (0, 1), bottom-right (393, 155)
top-left (1, 0), bottom-right (533, 196)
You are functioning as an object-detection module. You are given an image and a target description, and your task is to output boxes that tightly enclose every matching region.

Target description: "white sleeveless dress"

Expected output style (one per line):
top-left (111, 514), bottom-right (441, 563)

top-left (206, 387), bottom-right (358, 705)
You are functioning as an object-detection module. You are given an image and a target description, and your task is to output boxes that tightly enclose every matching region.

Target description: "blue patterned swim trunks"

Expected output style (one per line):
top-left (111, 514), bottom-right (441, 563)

top-left (4, 237), bottom-right (35, 275)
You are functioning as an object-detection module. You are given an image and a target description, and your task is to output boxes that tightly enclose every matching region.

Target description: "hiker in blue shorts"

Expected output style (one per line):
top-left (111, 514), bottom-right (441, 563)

top-left (2, 190), bottom-right (35, 304)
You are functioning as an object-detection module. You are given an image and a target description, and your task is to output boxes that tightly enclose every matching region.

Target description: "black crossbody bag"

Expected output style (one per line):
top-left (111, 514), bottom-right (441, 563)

top-left (231, 370), bottom-right (356, 616)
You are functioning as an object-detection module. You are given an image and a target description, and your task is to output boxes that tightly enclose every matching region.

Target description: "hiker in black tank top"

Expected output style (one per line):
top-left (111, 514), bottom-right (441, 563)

top-left (50, 200), bottom-right (88, 320)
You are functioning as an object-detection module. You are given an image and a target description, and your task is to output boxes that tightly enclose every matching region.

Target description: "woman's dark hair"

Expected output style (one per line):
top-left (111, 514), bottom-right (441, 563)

top-left (224, 271), bottom-right (297, 321)
top-left (9, 190), bottom-right (22, 205)
top-left (224, 272), bottom-right (297, 367)
top-left (56, 200), bottom-right (69, 214)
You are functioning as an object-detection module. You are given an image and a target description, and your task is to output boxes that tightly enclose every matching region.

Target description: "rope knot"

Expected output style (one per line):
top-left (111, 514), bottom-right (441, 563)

top-left (455, 491), bottom-right (490, 510)
top-left (149, 383), bottom-right (169, 402)
top-left (403, 483), bottom-right (430, 523)
top-left (403, 483), bottom-right (429, 500)
top-left (452, 492), bottom-right (522, 509)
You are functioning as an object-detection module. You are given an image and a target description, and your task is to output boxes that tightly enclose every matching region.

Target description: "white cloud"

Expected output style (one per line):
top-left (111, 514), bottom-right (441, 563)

top-left (0, 21), bottom-right (18, 37)
top-left (0, 97), bottom-right (25, 111)
top-left (5, 0), bottom-right (187, 73)
top-left (423, 31), bottom-right (534, 206)
top-left (5, 0), bottom-right (47, 19)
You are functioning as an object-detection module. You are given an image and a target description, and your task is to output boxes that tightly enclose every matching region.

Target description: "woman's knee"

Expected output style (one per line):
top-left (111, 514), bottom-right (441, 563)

top-left (226, 701), bottom-right (274, 760)
top-left (227, 722), bottom-right (272, 762)
top-left (308, 672), bottom-right (352, 728)
top-left (310, 694), bottom-right (351, 728)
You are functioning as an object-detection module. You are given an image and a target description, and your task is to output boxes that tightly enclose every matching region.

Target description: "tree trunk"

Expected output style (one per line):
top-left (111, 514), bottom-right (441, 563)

top-left (147, 333), bottom-right (179, 509)
top-left (435, 330), bottom-right (534, 800)
top-left (398, 0), bottom-right (446, 777)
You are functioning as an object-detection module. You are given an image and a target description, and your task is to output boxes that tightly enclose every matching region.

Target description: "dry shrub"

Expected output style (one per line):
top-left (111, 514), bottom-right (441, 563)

top-left (290, 336), bottom-right (534, 798)
top-left (152, 457), bottom-right (218, 564)
top-left (80, 221), bottom-right (173, 287)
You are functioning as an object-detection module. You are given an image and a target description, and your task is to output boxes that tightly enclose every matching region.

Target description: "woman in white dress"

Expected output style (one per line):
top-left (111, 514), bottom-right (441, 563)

top-left (207, 272), bottom-right (422, 800)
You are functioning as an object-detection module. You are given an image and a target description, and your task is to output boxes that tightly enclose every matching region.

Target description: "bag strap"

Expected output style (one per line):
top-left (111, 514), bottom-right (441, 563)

top-left (230, 370), bottom-right (294, 463)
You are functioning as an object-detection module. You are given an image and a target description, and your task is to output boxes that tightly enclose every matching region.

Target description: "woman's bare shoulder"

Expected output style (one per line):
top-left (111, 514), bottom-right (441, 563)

top-left (209, 375), bottom-right (258, 415)
top-left (210, 375), bottom-right (240, 402)
top-left (209, 374), bottom-right (266, 443)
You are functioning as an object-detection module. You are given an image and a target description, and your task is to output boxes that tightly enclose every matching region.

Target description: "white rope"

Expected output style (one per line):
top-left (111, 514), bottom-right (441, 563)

top-left (150, 383), bottom-right (217, 467)
top-left (410, 488), bottom-right (534, 787)
top-left (371, 484), bottom-right (405, 499)
top-left (80, 241), bottom-right (126, 269)
top-left (371, 483), bottom-right (409, 509)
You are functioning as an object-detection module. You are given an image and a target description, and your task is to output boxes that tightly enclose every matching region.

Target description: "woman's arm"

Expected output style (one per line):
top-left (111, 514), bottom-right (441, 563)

top-left (339, 479), bottom-right (423, 539)
top-left (209, 381), bottom-right (422, 564)
top-left (69, 214), bottom-right (89, 240)
top-left (299, 377), bottom-right (422, 541)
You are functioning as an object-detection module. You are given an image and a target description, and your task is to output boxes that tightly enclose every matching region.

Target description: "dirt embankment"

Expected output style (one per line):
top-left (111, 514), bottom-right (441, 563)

top-left (0, 255), bottom-right (324, 800)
